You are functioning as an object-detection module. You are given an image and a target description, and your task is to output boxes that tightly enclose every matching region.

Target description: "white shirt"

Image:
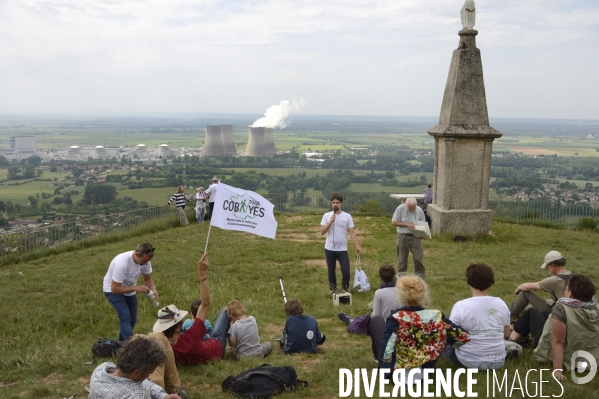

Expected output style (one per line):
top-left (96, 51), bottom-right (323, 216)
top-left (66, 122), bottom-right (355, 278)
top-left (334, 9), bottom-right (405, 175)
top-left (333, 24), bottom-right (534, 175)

top-left (206, 183), bottom-right (218, 202)
top-left (102, 251), bottom-right (152, 296)
top-left (449, 296), bottom-right (510, 369)
top-left (195, 192), bottom-right (206, 208)
top-left (320, 211), bottom-right (355, 252)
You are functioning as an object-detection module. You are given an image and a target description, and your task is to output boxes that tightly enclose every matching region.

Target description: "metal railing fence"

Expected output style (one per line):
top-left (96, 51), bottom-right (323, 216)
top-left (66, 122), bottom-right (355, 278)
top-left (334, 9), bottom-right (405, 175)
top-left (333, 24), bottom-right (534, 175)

top-left (0, 206), bottom-right (179, 258)
top-left (2, 192), bottom-right (597, 259)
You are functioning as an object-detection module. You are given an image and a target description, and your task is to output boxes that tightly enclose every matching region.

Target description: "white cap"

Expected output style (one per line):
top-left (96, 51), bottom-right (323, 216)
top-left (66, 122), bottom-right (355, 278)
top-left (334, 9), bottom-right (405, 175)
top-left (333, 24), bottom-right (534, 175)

top-left (541, 251), bottom-right (563, 268)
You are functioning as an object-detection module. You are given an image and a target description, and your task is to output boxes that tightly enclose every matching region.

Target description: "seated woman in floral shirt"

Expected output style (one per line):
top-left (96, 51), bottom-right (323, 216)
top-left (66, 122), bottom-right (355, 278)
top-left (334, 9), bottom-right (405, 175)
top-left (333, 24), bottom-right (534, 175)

top-left (379, 275), bottom-right (470, 375)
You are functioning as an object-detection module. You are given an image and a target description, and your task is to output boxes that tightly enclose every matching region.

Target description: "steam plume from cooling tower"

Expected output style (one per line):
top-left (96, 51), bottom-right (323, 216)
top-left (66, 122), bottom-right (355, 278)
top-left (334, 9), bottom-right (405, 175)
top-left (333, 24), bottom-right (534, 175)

top-left (250, 98), bottom-right (305, 129)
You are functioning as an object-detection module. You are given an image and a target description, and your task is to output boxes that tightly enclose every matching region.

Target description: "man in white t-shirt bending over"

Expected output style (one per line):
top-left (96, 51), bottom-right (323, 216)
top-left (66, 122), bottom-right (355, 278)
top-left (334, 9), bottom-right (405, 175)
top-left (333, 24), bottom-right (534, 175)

top-left (444, 263), bottom-right (511, 370)
top-left (103, 243), bottom-right (159, 342)
top-left (320, 193), bottom-right (362, 294)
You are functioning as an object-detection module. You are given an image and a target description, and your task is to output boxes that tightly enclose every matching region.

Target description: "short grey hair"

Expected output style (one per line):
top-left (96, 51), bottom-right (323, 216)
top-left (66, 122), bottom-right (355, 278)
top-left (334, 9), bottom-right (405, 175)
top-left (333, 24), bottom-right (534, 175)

top-left (198, 187), bottom-right (204, 191)
top-left (406, 198), bottom-right (417, 206)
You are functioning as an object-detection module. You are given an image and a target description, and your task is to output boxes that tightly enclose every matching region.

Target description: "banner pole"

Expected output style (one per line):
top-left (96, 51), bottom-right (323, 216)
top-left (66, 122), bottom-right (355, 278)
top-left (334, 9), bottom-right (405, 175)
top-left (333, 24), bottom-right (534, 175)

top-left (204, 223), bottom-right (212, 254)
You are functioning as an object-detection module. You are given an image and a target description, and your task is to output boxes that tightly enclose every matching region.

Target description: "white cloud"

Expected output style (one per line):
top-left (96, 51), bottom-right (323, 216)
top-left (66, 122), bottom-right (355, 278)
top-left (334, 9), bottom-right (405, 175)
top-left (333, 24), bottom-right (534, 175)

top-left (0, 0), bottom-right (597, 118)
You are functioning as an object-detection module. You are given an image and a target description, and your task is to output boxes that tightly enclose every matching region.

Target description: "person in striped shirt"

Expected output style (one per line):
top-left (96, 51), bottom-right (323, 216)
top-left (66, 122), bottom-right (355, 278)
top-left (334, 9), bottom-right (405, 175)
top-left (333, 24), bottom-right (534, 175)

top-left (166, 186), bottom-right (190, 226)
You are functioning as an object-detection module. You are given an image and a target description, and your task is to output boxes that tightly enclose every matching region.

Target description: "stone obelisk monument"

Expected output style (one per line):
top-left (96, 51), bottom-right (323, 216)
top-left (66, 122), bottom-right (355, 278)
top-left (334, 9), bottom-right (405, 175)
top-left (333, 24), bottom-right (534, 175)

top-left (427, 0), bottom-right (502, 237)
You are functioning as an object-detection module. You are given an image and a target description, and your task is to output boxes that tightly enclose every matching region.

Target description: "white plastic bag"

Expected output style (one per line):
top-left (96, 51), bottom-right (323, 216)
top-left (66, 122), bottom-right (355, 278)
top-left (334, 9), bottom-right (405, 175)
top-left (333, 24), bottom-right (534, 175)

top-left (353, 255), bottom-right (370, 292)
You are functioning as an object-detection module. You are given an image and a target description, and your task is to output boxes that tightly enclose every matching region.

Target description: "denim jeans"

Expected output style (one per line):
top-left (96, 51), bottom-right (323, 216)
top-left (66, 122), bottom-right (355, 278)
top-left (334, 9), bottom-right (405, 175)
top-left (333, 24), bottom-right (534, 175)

top-left (196, 207), bottom-right (206, 223)
top-left (209, 306), bottom-right (230, 358)
top-left (443, 345), bottom-right (466, 368)
top-left (105, 292), bottom-right (138, 342)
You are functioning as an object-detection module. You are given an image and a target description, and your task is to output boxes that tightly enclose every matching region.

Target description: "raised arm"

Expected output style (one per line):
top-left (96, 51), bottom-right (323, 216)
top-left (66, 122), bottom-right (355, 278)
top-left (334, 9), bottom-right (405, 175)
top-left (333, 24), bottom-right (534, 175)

top-left (196, 253), bottom-right (211, 322)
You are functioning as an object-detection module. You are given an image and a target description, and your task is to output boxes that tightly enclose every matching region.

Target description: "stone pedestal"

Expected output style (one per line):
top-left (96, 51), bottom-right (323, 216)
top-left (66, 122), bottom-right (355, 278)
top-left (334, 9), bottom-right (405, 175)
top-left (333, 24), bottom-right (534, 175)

top-left (427, 28), bottom-right (502, 237)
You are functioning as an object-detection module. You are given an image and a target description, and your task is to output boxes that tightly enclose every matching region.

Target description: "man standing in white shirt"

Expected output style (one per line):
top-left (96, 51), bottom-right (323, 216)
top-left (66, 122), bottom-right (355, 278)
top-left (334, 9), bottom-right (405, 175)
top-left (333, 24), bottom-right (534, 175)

top-left (320, 193), bottom-right (361, 294)
top-left (205, 178), bottom-right (219, 220)
top-left (103, 243), bottom-right (159, 342)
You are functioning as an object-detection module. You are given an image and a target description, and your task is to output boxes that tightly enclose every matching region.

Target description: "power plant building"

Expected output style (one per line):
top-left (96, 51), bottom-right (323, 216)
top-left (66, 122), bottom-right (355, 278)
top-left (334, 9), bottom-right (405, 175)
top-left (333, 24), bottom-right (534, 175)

top-left (134, 144), bottom-right (147, 158)
top-left (9, 135), bottom-right (36, 159)
top-left (159, 144), bottom-right (172, 158)
top-left (245, 127), bottom-right (276, 157)
top-left (94, 145), bottom-right (107, 159)
top-left (67, 145), bottom-right (81, 160)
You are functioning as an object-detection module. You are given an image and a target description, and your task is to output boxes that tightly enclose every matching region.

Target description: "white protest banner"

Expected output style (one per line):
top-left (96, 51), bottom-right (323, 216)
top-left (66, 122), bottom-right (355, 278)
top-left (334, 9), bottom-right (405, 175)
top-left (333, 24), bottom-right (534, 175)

top-left (209, 182), bottom-right (278, 239)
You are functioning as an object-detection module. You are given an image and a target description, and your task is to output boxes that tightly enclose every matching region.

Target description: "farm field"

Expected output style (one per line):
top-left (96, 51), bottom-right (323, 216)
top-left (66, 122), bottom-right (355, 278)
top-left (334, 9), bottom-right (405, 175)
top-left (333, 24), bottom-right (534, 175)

top-left (226, 167), bottom-right (373, 177)
top-left (494, 137), bottom-right (599, 156)
top-left (0, 180), bottom-right (58, 204)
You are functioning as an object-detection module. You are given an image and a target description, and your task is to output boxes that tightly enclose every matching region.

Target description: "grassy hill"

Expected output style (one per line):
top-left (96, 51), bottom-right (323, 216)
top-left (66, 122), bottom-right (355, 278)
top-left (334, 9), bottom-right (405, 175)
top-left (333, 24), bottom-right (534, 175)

top-left (1, 215), bottom-right (598, 398)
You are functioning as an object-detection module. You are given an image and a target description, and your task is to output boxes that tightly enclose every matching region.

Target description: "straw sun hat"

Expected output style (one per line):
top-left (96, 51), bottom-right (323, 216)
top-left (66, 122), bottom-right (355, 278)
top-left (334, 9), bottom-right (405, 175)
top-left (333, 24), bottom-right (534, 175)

top-left (152, 304), bottom-right (188, 332)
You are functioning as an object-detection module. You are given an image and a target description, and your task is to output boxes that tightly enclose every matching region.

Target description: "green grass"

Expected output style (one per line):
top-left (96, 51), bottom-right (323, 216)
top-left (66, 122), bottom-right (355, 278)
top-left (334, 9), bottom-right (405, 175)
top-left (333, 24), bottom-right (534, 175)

top-left (0, 179), bottom-right (57, 204)
top-left (1, 216), bottom-right (598, 398)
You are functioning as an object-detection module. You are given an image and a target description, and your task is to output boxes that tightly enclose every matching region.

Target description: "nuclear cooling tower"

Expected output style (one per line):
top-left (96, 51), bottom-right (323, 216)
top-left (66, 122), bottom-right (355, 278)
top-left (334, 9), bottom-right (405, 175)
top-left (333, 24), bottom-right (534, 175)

top-left (246, 127), bottom-right (276, 157)
top-left (262, 128), bottom-right (276, 156)
top-left (203, 126), bottom-right (226, 156)
top-left (220, 125), bottom-right (237, 156)
top-left (246, 127), bottom-right (265, 157)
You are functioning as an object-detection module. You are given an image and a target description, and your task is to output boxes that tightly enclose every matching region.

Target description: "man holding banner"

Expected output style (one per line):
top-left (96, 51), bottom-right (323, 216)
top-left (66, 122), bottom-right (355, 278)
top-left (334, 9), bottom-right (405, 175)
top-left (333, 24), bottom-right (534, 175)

top-left (320, 193), bottom-right (361, 295)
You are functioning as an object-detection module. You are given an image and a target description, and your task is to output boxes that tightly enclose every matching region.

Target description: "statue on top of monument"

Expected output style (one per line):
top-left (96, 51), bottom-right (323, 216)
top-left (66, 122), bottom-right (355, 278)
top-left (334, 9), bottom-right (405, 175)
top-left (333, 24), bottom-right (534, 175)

top-left (460, 0), bottom-right (476, 29)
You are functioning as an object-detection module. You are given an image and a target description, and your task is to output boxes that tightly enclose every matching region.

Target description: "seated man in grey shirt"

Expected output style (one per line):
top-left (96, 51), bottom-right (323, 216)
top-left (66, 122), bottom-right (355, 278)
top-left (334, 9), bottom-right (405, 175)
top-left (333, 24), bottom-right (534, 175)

top-left (338, 265), bottom-right (402, 361)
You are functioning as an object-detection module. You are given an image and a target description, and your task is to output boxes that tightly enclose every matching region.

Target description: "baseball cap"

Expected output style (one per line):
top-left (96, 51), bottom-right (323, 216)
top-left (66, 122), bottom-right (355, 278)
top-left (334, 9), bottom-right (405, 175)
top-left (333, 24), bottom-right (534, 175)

top-left (541, 251), bottom-right (563, 268)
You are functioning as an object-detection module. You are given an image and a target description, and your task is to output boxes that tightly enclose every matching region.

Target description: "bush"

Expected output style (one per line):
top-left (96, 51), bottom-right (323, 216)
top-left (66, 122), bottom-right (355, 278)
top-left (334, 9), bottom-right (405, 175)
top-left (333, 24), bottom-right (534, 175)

top-left (353, 199), bottom-right (386, 216)
top-left (577, 217), bottom-right (598, 231)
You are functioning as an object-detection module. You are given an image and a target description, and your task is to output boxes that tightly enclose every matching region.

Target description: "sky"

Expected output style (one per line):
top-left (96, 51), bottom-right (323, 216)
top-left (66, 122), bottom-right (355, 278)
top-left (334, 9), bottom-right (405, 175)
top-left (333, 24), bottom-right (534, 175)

top-left (0, 0), bottom-right (598, 119)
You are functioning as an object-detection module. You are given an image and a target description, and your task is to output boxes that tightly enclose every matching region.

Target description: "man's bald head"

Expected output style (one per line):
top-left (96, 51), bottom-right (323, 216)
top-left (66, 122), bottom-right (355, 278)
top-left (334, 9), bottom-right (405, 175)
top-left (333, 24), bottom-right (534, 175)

top-left (406, 197), bottom-right (417, 211)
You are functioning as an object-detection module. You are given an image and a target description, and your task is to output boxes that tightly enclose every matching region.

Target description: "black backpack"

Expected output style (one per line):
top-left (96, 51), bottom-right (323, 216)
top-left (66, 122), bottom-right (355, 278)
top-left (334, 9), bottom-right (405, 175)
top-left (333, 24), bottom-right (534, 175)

top-left (222, 364), bottom-right (308, 399)
top-left (92, 338), bottom-right (122, 358)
